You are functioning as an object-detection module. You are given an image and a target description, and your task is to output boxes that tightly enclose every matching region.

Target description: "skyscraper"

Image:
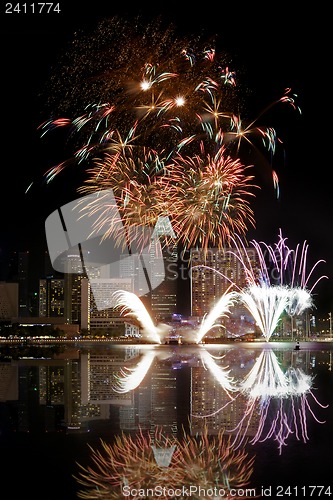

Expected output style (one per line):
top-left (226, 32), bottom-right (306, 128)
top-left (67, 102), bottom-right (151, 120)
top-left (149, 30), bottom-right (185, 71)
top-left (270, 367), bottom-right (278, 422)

top-left (190, 247), bottom-right (259, 318)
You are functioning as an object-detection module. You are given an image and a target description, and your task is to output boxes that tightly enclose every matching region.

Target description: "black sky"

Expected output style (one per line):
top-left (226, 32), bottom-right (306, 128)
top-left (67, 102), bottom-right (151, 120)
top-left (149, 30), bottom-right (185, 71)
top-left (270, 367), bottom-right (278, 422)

top-left (1, 3), bottom-right (331, 313)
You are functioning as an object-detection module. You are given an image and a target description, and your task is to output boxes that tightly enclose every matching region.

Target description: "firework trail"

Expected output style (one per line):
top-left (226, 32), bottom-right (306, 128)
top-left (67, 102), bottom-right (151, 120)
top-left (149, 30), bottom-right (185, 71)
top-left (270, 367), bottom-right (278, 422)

top-left (36, 16), bottom-right (299, 250)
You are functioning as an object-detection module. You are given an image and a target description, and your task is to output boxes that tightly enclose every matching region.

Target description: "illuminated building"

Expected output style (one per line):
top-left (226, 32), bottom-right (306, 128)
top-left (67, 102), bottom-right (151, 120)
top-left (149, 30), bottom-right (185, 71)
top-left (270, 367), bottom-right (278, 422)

top-left (190, 247), bottom-right (260, 318)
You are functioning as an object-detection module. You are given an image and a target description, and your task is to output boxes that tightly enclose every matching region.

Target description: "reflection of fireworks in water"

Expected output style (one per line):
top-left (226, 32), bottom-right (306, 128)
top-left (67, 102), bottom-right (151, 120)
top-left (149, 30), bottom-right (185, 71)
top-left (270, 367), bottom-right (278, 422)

top-left (113, 347), bottom-right (237, 402)
top-left (36, 17), bottom-right (299, 250)
top-left (113, 349), bottom-right (156, 393)
top-left (228, 349), bottom-right (328, 455)
top-left (75, 426), bottom-right (256, 500)
top-left (74, 428), bottom-right (177, 499)
top-left (192, 348), bottom-right (328, 455)
top-left (199, 349), bottom-right (237, 401)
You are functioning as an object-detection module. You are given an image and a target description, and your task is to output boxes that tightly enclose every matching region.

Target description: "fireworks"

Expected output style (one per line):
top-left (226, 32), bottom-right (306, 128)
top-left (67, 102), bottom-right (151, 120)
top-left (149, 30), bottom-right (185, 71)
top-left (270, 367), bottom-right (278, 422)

top-left (74, 425), bottom-right (256, 500)
top-left (114, 228), bottom-right (327, 341)
top-left (191, 347), bottom-right (328, 455)
top-left (165, 146), bottom-right (257, 250)
top-left (37, 16), bottom-right (299, 251)
top-left (228, 348), bottom-right (328, 454)
top-left (196, 287), bottom-right (238, 343)
top-left (228, 231), bottom-right (327, 341)
top-left (238, 284), bottom-right (293, 341)
top-left (112, 290), bottom-right (172, 344)
top-left (113, 287), bottom-right (236, 345)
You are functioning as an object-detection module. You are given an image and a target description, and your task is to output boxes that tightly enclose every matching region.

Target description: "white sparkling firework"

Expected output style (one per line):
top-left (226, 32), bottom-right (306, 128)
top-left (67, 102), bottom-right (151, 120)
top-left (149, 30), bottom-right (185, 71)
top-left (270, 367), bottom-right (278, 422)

top-left (229, 231), bottom-right (327, 341)
top-left (112, 290), bottom-right (167, 344)
top-left (238, 284), bottom-right (291, 342)
top-left (196, 289), bottom-right (238, 343)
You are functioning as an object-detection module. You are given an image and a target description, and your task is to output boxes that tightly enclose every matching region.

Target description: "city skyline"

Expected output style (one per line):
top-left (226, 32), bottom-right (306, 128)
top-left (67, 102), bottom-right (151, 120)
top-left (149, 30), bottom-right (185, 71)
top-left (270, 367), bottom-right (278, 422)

top-left (1, 5), bottom-right (331, 315)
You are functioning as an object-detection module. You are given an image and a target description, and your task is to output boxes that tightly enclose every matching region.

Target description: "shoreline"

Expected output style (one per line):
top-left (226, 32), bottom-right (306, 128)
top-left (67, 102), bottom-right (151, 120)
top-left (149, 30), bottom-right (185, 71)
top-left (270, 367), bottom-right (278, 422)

top-left (1, 337), bottom-right (333, 345)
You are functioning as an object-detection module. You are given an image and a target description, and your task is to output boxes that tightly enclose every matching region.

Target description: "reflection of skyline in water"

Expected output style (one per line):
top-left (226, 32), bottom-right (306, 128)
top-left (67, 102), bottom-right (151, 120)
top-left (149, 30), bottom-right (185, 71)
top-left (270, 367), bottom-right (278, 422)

top-left (0, 343), bottom-right (330, 452)
top-left (1, 342), bottom-right (333, 499)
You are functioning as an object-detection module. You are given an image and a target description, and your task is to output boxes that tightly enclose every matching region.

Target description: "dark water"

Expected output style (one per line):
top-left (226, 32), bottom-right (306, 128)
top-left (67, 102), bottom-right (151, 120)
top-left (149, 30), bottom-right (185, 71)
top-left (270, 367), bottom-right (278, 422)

top-left (1, 341), bottom-right (332, 499)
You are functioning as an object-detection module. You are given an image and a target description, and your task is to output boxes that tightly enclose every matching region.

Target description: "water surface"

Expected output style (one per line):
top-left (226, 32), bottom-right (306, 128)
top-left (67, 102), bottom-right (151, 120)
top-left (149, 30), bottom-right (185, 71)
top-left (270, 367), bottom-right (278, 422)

top-left (1, 341), bottom-right (332, 499)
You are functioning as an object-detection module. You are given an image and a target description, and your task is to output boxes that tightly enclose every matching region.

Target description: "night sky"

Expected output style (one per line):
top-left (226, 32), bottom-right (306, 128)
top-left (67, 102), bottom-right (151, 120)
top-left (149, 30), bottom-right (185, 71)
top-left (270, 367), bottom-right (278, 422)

top-left (1, 3), bottom-right (331, 313)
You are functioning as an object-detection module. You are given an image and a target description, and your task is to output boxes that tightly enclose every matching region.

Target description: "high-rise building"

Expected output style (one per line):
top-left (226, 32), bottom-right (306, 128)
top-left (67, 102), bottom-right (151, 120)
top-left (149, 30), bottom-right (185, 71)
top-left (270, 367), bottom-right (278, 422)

top-left (190, 247), bottom-right (259, 317)
top-left (62, 253), bottom-right (85, 325)
top-left (120, 253), bottom-right (147, 298)
top-left (148, 217), bottom-right (178, 321)
top-left (80, 276), bottom-right (135, 333)
top-left (150, 239), bottom-right (178, 322)
top-left (119, 231), bottom-right (178, 322)
top-left (0, 281), bottom-right (19, 320)
top-left (39, 277), bottom-right (65, 317)
top-left (6, 251), bottom-right (31, 316)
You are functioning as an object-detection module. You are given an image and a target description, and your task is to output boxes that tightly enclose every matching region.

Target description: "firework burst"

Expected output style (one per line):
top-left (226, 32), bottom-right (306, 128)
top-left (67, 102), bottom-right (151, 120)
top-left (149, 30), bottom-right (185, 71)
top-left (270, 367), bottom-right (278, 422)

top-left (166, 145), bottom-right (258, 250)
top-left (77, 142), bottom-right (258, 249)
top-left (37, 16), bottom-right (299, 251)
